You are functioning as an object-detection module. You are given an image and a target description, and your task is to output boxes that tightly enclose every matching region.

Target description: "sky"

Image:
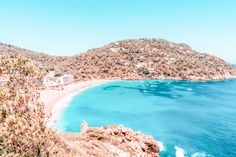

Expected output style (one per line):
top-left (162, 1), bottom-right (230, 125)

top-left (0, 0), bottom-right (236, 63)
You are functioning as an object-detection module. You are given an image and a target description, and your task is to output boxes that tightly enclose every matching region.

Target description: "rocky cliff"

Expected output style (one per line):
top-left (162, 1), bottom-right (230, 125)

top-left (61, 121), bottom-right (160, 157)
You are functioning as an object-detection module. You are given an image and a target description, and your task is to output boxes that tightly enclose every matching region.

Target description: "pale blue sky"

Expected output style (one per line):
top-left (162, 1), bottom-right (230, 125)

top-left (0, 0), bottom-right (236, 63)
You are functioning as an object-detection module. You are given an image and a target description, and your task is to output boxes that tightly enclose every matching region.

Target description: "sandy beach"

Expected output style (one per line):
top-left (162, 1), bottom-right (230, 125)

top-left (39, 80), bottom-right (113, 116)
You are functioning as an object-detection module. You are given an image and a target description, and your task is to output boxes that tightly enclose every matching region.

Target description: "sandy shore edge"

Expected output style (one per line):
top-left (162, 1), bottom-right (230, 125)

top-left (39, 80), bottom-right (114, 128)
top-left (39, 77), bottom-right (236, 128)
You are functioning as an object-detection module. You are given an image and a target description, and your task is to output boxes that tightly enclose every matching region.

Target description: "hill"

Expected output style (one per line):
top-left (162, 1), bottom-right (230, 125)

top-left (1, 39), bottom-right (236, 81)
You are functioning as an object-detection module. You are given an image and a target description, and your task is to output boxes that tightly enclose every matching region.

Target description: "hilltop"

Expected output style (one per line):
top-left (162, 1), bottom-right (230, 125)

top-left (1, 39), bottom-right (236, 81)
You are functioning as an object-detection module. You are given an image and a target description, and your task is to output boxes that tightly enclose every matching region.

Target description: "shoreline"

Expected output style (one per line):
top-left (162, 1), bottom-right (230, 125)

top-left (39, 80), bottom-right (114, 128)
top-left (40, 76), bottom-right (236, 117)
top-left (39, 76), bottom-right (236, 129)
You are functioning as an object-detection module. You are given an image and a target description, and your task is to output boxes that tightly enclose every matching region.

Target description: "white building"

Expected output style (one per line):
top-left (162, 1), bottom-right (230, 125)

top-left (57, 74), bottom-right (74, 85)
top-left (43, 76), bottom-right (58, 87)
top-left (0, 76), bottom-right (7, 86)
top-left (48, 70), bottom-right (55, 77)
top-left (43, 71), bottom-right (74, 88)
top-left (135, 62), bottom-right (147, 68)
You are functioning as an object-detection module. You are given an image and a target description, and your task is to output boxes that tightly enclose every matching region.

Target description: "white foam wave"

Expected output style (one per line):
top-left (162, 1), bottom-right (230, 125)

top-left (46, 92), bottom-right (76, 130)
top-left (157, 141), bottom-right (165, 152)
top-left (173, 146), bottom-right (213, 157)
top-left (191, 152), bottom-right (214, 157)
top-left (187, 88), bottom-right (192, 91)
top-left (191, 152), bottom-right (206, 157)
top-left (175, 146), bottom-right (186, 157)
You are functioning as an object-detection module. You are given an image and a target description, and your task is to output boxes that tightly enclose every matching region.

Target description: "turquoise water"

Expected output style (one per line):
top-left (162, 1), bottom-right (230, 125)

top-left (58, 79), bottom-right (236, 157)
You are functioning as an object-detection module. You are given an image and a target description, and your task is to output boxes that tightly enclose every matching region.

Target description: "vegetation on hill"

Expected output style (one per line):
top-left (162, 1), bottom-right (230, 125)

top-left (1, 39), bottom-right (236, 81)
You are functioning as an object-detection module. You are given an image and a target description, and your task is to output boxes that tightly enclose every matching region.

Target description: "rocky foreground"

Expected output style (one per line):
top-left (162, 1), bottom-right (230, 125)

top-left (61, 121), bottom-right (159, 157)
top-left (1, 39), bottom-right (236, 81)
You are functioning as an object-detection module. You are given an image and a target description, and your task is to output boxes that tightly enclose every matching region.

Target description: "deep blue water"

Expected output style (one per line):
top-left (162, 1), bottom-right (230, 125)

top-left (57, 78), bottom-right (236, 157)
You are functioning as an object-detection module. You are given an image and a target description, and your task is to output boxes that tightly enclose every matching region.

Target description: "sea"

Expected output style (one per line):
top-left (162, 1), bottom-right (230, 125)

top-left (56, 66), bottom-right (236, 157)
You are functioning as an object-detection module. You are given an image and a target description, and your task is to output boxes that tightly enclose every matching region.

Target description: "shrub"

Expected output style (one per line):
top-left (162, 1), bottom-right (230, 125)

top-left (0, 55), bottom-right (73, 157)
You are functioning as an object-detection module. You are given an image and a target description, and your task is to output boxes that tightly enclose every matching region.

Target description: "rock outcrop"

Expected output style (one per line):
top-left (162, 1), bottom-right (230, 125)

top-left (1, 39), bottom-right (236, 81)
top-left (61, 121), bottom-right (159, 157)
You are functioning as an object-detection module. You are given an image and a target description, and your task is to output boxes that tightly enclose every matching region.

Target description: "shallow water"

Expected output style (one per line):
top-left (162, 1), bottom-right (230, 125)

top-left (57, 79), bottom-right (236, 157)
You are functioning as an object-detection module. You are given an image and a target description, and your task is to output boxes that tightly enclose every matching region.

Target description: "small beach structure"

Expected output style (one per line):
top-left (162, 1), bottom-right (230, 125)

top-left (0, 75), bottom-right (7, 86)
top-left (57, 74), bottom-right (74, 85)
top-left (43, 71), bottom-right (74, 89)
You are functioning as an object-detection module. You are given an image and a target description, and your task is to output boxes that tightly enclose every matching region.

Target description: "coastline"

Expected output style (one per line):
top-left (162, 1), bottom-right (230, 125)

top-left (39, 76), bottom-right (236, 129)
top-left (39, 79), bottom-right (161, 156)
top-left (36, 77), bottom-right (236, 156)
top-left (39, 76), bottom-right (236, 118)
top-left (39, 80), bottom-right (114, 127)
